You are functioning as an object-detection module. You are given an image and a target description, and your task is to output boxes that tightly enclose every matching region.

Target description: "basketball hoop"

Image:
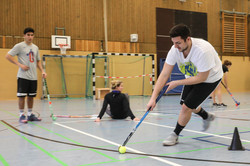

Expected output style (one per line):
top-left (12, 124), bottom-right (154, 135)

top-left (59, 44), bottom-right (68, 55)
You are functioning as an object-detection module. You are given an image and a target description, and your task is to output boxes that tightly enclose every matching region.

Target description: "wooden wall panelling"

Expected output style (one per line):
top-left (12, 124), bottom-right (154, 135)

top-left (220, 0), bottom-right (246, 12)
top-left (92, 40), bottom-right (101, 51)
top-left (11, 1), bottom-right (18, 35)
top-left (3, 1), bottom-right (9, 35)
top-left (69, 0), bottom-right (80, 38)
top-left (84, 0), bottom-right (91, 39)
top-left (75, 40), bottom-right (82, 51)
top-left (134, 0), bottom-right (142, 42)
top-left (0, 0), bottom-right (248, 54)
top-left (36, 0), bottom-right (50, 43)
top-left (55, 0), bottom-right (66, 32)
top-left (206, 0), bottom-right (220, 52)
top-left (121, 0), bottom-right (129, 40)
top-left (89, 40), bottom-right (99, 52)
top-left (106, 0), bottom-right (156, 43)
top-left (122, 42), bottom-right (130, 52)
top-left (127, 0), bottom-right (134, 41)
top-left (248, 10), bottom-right (250, 55)
top-left (139, 43), bottom-right (155, 54)
top-left (0, 37), bottom-right (2, 48)
top-left (75, 40), bottom-right (100, 52)
top-left (0, 1), bottom-right (2, 35)
top-left (79, 0), bottom-right (86, 39)
top-left (0, 37), bottom-right (4, 48)
top-left (130, 42), bottom-right (139, 53)
top-left (5, 0), bottom-right (10, 34)
top-left (65, 0), bottom-right (80, 50)
top-left (96, 0), bottom-right (105, 40)
top-left (107, 0), bottom-right (119, 41)
top-left (82, 0), bottom-right (104, 40)
top-left (143, 0), bottom-right (155, 43)
top-left (5, 37), bottom-right (10, 48)
top-left (107, 42), bottom-right (120, 52)
top-left (29, 0), bottom-right (37, 30)
top-left (106, 41), bottom-right (140, 53)
top-left (155, 0), bottom-right (208, 13)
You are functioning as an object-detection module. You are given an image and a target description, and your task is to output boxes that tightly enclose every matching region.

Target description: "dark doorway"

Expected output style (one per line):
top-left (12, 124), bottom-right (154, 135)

top-left (156, 8), bottom-right (207, 75)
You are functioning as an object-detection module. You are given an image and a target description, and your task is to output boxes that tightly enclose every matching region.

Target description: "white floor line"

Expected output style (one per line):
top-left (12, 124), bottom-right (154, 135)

top-left (54, 120), bottom-right (93, 124)
top-left (143, 121), bottom-right (250, 143)
top-left (54, 122), bottom-right (181, 166)
top-left (212, 108), bottom-right (250, 113)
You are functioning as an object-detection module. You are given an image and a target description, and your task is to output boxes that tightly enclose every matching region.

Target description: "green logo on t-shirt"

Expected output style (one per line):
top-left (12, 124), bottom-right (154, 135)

top-left (179, 62), bottom-right (198, 76)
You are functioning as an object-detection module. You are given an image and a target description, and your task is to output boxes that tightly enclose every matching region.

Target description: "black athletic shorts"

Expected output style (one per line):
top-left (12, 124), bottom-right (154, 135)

top-left (17, 78), bottom-right (37, 97)
top-left (180, 79), bottom-right (221, 109)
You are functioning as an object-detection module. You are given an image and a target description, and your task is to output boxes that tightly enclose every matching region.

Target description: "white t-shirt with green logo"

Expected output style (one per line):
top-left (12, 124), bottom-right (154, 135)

top-left (166, 38), bottom-right (223, 83)
top-left (8, 41), bottom-right (40, 80)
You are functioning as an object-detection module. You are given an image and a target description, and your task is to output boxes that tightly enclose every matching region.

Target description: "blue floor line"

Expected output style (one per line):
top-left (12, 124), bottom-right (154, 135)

top-left (192, 131), bottom-right (250, 151)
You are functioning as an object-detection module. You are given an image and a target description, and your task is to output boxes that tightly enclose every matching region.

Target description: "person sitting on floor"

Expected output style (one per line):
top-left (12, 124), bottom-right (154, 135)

top-left (95, 80), bottom-right (140, 122)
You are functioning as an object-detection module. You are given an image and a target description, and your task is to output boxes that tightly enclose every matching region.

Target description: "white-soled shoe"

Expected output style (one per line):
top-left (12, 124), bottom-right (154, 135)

top-left (202, 113), bottom-right (215, 131)
top-left (163, 132), bottom-right (179, 146)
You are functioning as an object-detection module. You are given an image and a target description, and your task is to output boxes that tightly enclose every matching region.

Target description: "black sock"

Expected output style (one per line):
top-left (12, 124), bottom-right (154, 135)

top-left (174, 122), bottom-right (185, 136)
top-left (196, 107), bottom-right (208, 120)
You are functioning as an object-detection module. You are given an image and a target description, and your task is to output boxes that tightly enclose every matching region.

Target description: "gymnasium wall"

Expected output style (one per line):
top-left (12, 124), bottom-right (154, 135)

top-left (1, 0), bottom-right (250, 100)
top-left (221, 56), bottom-right (250, 93)
top-left (1, 48), bottom-right (249, 101)
top-left (0, 49), bottom-right (156, 100)
top-left (1, 0), bottom-right (248, 53)
top-left (0, 49), bottom-right (88, 100)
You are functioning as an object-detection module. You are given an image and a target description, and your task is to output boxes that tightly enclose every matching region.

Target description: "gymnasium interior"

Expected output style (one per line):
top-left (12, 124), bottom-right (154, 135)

top-left (0, 0), bottom-right (250, 165)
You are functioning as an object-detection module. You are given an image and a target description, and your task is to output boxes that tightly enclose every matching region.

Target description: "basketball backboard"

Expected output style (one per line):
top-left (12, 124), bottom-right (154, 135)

top-left (51, 35), bottom-right (71, 49)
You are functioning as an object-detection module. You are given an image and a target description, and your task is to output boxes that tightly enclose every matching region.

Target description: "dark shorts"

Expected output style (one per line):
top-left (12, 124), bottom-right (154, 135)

top-left (17, 78), bottom-right (37, 97)
top-left (180, 79), bottom-right (221, 109)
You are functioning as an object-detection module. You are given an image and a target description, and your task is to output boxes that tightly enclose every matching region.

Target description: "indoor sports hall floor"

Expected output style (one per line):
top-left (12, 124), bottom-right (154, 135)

top-left (0, 92), bottom-right (250, 166)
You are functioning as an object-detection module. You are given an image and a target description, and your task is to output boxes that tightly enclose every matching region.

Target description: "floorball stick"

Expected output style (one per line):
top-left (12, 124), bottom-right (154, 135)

top-left (43, 78), bottom-right (57, 121)
top-left (221, 81), bottom-right (240, 106)
top-left (52, 115), bottom-right (96, 118)
top-left (119, 85), bottom-right (168, 150)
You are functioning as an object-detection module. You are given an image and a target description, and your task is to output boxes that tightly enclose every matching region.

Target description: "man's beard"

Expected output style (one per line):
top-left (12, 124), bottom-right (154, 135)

top-left (180, 45), bottom-right (188, 52)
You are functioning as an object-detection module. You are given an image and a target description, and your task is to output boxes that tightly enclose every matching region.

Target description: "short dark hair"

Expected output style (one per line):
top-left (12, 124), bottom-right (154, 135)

top-left (223, 60), bottom-right (232, 66)
top-left (23, 27), bottom-right (35, 34)
top-left (169, 24), bottom-right (191, 41)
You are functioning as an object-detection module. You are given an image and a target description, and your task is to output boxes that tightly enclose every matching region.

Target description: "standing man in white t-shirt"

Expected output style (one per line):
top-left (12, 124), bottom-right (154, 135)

top-left (147, 24), bottom-right (223, 146)
top-left (6, 27), bottom-right (47, 123)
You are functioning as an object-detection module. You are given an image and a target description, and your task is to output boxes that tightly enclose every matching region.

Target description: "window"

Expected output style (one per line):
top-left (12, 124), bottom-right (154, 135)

top-left (222, 12), bottom-right (247, 53)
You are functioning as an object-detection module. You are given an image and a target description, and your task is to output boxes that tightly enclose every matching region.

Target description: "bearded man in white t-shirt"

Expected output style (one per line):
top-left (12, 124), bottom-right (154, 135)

top-left (147, 24), bottom-right (223, 146)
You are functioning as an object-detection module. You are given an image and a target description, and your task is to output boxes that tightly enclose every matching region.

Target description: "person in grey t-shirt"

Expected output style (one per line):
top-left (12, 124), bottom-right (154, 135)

top-left (6, 27), bottom-right (47, 123)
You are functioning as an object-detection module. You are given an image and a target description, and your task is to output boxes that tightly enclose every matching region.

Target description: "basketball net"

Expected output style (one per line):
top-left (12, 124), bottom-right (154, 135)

top-left (59, 44), bottom-right (68, 55)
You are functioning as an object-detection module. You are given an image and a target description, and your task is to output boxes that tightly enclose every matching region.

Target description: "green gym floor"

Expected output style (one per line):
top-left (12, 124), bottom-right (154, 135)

top-left (0, 93), bottom-right (250, 166)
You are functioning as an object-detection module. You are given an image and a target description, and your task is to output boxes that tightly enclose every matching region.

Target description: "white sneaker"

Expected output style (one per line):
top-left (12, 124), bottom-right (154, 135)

top-left (163, 132), bottom-right (179, 146)
top-left (202, 113), bottom-right (215, 131)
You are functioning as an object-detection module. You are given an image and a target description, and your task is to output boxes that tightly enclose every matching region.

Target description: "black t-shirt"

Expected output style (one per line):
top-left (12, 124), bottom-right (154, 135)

top-left (97, 91), bottom-right (136, 120)
top-left (222, 64), bottom-right (229, 73)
